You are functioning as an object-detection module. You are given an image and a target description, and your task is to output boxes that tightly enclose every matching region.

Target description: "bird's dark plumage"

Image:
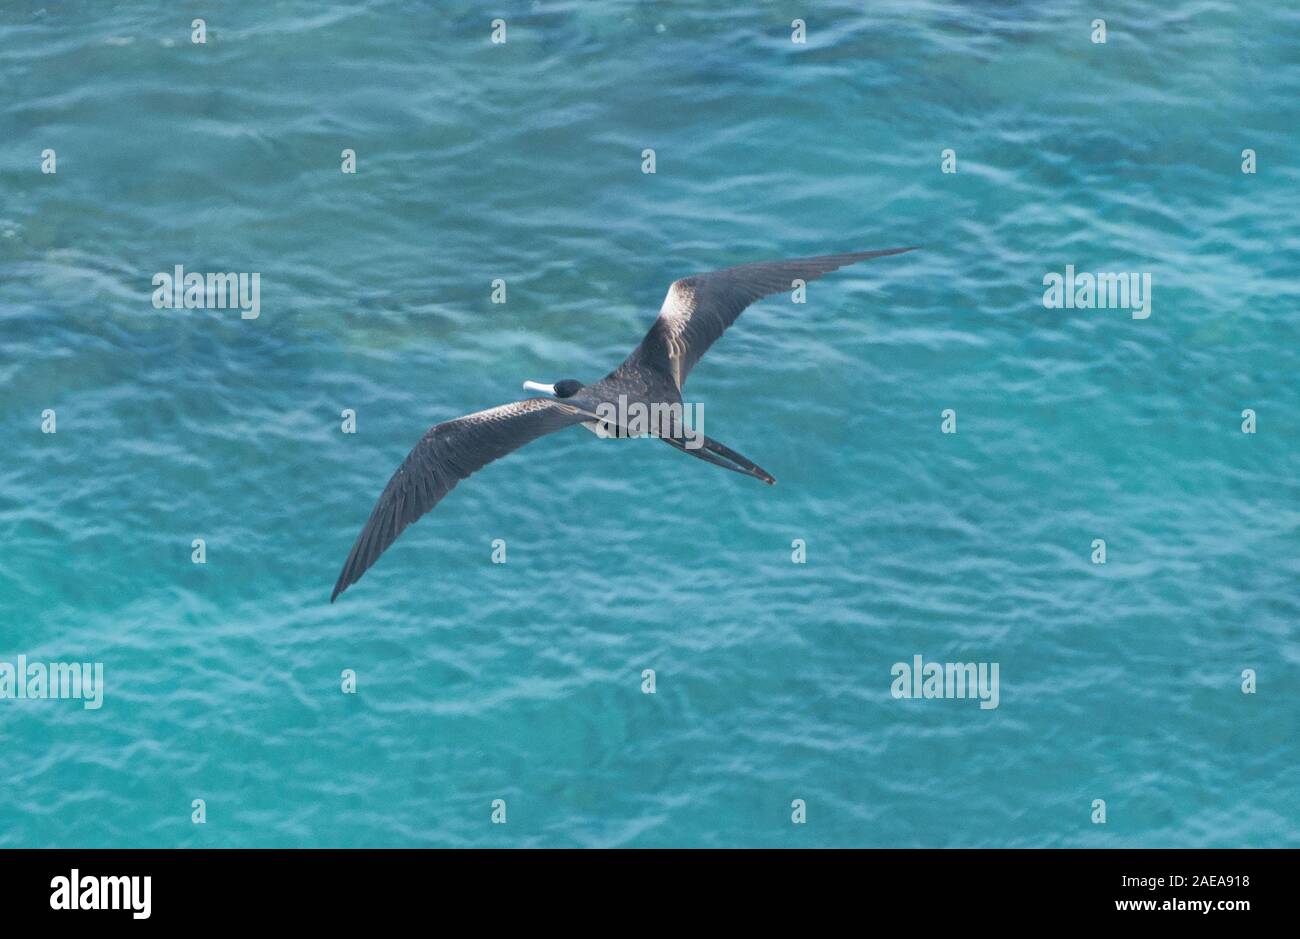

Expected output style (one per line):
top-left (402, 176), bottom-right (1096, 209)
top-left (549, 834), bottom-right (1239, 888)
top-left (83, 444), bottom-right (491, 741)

top-left (330, 398), bottom-right (583, 601)
top-left (331, 246), bottom-right (915, 600)
top-left (628, 247), bottom-right (916, 389)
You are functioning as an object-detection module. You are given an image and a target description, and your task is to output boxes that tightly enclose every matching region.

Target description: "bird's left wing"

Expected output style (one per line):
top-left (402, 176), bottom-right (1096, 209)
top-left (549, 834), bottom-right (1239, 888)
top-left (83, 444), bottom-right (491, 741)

top-left (627, 247), bottom-right (916, 389)
top-left (331, 397), bottom-right (584, 601)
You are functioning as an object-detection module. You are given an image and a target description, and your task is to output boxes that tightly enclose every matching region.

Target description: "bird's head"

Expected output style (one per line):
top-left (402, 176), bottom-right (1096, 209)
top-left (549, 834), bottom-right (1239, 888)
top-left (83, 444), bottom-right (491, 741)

top-left (522, 378), bottom-right (584, 399)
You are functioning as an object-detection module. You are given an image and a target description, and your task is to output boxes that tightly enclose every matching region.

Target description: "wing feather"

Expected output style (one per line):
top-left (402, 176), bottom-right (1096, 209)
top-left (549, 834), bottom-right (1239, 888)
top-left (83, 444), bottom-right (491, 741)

top-left (331, 397), bottom-right (581, 601)
top-left (631, 247), bottom-right (916, 388)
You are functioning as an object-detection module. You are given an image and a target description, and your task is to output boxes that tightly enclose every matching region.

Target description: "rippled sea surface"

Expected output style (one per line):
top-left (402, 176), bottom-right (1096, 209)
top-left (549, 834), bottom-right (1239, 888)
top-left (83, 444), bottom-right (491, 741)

top-left (1, 1), bottom-right (1297, 847)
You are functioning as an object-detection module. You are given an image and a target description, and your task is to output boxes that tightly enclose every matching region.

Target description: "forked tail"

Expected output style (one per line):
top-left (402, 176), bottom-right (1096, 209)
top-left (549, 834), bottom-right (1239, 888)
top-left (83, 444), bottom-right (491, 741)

top-left (660, 434), bottom-right (776, 485)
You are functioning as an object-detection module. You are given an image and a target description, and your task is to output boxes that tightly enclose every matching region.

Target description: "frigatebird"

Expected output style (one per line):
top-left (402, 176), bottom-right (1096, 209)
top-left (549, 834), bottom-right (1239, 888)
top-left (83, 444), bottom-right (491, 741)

top-left (331, 247), bottom-right (915, 601)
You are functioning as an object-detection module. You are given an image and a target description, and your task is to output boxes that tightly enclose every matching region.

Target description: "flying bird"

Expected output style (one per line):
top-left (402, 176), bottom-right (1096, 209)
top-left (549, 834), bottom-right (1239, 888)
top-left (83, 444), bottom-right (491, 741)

top-left (331, 246), bottom-right (915, 601)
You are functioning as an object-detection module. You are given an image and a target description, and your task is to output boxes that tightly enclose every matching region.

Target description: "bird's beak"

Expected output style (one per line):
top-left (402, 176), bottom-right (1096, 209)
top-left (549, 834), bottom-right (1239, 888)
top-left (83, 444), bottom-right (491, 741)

top-left (522, 380), bottom-right (556, 396)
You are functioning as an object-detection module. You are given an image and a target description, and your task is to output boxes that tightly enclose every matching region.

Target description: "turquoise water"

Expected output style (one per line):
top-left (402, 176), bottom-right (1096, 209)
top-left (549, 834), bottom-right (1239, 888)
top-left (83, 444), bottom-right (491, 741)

top-left (2, 1), bottom-right (1297, 847)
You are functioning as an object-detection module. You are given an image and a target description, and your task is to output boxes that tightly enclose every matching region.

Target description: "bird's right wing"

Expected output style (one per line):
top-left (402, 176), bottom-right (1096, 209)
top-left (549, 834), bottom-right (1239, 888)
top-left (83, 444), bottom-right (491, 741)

top-left (331, 397), bottom-right (584, 601)
top-left (628, 247), bottom-right (916, 389)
